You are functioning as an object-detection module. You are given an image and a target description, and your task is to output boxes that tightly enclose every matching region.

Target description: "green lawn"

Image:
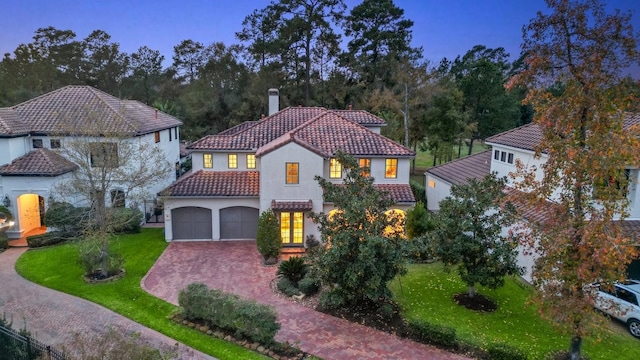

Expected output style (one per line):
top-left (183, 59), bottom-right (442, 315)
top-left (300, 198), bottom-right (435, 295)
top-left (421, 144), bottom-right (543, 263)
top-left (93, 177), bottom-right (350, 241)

top-left (15, 229), bottom-right (267, 360)
top-left (413, 142), bottom-right (489, 170)
top-left (390, 263), bottom-right (640, 360)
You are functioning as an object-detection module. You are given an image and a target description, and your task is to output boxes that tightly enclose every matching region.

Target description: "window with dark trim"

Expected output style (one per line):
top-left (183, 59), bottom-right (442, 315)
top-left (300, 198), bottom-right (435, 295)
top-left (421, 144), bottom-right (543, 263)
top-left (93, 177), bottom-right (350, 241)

top-left (385, 158), bottom-right (398, 178)
top-left (110, 189), bottom-right (125, 208)
top-left (174, 127), bottom-right (178, 139)
top-left (203, 154), bottom-right (213, 168)
top-left (286, 162), bottom-right (299, 184)
top-left (494, 150), bottom-right (515, 165)
top-left (169, 128), bottom-right (172, 141)
top-left (50, 139), bottom-right (61, 149)
top-left (32, 139), bottom-right (43, 148)
top-left (228, 154), bottom-right (237, 169)
top-left (90, 142), bottom-right (119, 167)
top-left (154, 131), bottom-right (160, 143)
top-left (247, 154), bottom-right (256, 169)
top-left (329, 158), bottom-right (342, 178)
top-left (359, 158), bottom-right (371, 177)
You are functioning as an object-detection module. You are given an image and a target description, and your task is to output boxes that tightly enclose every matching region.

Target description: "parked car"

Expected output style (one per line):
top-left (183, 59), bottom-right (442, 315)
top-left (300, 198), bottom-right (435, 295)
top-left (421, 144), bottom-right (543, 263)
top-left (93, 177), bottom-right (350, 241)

top-left (593, 279), bottom-right (640, 338)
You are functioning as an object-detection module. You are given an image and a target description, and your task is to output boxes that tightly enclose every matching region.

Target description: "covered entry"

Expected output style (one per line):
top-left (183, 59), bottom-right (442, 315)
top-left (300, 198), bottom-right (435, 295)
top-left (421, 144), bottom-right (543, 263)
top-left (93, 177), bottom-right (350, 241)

top-left (171, 207), bottom-right (212, 239)
top-left (220, 206), bottom-right (259, 239)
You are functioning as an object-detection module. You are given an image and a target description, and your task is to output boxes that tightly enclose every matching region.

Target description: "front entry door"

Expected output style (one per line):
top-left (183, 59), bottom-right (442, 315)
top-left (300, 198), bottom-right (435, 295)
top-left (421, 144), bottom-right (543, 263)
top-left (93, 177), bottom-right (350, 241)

top-left (280, 212), bottom-right (303, 246)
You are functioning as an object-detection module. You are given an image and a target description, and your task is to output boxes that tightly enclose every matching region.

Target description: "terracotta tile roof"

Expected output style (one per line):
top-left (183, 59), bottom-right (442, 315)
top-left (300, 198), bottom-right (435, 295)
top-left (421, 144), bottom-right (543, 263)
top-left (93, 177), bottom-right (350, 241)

top-left (160, 170), bottom-right (259, 197)
top-left (333, 109), bottom-right (387, 126)
top-left (271, 199), bottom-right (313, 211)
top-left (426, 150), bottom-right (492, 185)
top-left (486, 113), bottom-right (640, 152)
top-left (374, 184), bottom-right (416, 203)
top-left (256, 112), bottom-right (415, 158)
top-left (0, 85), bottom-right (182, 137)
top-left (0, 148), bottom-right (78, 176)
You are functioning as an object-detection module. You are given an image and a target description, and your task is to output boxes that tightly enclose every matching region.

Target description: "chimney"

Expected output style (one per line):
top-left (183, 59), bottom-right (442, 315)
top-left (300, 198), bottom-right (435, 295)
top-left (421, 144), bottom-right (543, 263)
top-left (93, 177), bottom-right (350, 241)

top-left (268, 88), bottom-right (279, 116)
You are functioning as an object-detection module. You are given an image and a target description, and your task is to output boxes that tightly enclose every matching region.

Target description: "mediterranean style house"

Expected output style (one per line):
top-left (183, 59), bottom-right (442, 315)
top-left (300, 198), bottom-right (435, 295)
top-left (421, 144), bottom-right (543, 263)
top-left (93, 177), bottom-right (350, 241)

top-left (159, 90), bottom-right (416, 245)
top-left (0, 85), bottom-right (182, 239)
top-left (425, 113), bottom-right (640, 280)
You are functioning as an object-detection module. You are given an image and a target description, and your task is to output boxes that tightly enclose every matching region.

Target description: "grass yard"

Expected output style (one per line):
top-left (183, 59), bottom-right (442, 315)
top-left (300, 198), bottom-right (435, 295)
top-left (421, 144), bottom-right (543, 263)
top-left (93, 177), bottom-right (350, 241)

top-left (390, 263), bottom-right (640, 360)
top-left (15, 228), bottom-right (267, 360)
top-left (413, 142), bottom-right (489, 170)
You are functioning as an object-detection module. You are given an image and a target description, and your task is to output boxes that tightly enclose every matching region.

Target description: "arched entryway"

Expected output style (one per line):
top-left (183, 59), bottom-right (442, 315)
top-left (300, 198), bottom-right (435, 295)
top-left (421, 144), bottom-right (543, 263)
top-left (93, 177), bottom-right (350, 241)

top-left (17, 194), bottom-right (46, 235)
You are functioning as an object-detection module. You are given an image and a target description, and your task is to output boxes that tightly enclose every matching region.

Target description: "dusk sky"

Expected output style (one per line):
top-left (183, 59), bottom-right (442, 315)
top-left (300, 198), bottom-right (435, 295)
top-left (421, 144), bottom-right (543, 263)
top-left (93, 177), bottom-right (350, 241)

top-left (1, 0), bottom-right (639, 71)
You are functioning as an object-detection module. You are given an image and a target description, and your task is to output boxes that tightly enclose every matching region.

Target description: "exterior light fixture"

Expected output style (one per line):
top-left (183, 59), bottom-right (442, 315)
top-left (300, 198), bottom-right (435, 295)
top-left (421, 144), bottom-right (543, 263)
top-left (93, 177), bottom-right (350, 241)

top-left (2, 195), bottom-right (9, 207)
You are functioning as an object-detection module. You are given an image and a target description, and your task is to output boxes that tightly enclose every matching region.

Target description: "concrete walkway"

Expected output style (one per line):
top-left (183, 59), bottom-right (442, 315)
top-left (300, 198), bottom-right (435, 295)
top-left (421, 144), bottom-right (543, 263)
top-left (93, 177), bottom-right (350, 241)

top-left (142, 241), bottom-right (470, 360)
top-left (0, 247), bottom-right (213, 360)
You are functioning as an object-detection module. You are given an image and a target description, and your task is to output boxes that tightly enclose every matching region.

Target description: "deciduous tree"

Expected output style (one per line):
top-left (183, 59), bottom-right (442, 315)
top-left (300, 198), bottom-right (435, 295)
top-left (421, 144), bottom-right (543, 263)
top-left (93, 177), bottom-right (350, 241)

top-left (509, 1), bottom-right (640, 358)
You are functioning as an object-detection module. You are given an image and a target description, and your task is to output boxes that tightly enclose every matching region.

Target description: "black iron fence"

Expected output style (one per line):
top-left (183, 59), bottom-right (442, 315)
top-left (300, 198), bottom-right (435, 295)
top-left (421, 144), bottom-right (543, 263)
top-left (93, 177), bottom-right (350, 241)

top-left (0, 323), bottom-right (67, 360)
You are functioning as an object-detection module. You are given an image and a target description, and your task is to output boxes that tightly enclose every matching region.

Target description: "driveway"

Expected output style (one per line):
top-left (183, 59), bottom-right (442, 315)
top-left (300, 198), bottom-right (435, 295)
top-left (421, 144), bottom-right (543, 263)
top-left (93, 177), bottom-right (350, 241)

top-left (142, 241), bottom-right (470, 360)
top-left (0, 247), bottom-right (213, 360)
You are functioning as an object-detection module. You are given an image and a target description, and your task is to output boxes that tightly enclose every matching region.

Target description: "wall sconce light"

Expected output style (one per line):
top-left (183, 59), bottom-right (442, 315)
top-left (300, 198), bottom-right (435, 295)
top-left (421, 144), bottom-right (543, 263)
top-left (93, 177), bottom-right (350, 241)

top-left (2, 195), bottom-right (10, 207)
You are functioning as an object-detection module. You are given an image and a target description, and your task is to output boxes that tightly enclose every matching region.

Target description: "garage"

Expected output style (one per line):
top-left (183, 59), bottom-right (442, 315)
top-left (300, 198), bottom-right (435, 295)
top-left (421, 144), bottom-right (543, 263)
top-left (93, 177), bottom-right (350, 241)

top-left (171, 207), bottom-right (212, 240)
top-left (220, 206), bottom-right (259, 239)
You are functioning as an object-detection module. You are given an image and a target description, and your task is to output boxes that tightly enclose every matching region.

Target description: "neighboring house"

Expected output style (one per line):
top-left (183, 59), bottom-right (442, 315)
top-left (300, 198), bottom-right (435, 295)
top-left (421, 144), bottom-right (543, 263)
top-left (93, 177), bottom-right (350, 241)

top-left (159, 90), bottom-right (416, 245)
top-left (425, 114), bottom-right (640, 280)
top-left (0, 85), bottom-right (182, 239)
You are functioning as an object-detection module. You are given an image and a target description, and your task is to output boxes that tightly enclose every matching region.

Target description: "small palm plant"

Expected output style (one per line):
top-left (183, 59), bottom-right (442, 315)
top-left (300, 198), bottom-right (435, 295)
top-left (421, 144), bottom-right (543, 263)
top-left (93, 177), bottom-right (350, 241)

top-left (277, 256), bottom-right (308, 287)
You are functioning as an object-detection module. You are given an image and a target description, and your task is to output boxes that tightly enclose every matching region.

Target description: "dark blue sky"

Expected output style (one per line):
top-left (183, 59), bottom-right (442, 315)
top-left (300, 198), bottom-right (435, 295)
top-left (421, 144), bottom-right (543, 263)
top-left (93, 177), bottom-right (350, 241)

top-left (1, 0), bottom-right (639, 72)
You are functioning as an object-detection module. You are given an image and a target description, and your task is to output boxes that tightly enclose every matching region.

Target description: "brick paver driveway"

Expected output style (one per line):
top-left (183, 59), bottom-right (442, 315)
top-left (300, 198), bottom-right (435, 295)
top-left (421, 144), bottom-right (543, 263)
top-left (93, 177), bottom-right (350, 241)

top-left (0, 247), bottom-right (213, 360)
top-left (142, 241), bottom-right (470, 360)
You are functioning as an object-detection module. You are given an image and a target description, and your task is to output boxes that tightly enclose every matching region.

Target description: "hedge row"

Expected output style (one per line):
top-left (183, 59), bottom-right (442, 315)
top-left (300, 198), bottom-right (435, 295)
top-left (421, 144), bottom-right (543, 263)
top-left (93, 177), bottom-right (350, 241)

top-left (178, 283), bottom-right (280, 345)
top-left (26, 232), bottom-right (65, 248)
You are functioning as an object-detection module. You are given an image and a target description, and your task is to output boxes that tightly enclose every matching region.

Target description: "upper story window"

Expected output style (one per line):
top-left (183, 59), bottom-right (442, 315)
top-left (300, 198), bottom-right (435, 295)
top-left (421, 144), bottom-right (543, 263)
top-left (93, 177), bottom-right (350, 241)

top-left (175, 127), bottom-right (178, 140)
top-left (286, 162), bottom-right (299, 184)
top-left (50, 139), bottom-right (61, 149)
top-left (90, 142), bottom-right (118, 168)
top-left (203, 153), bottom-right (213, 168)
top-left (494, 149), bottom-right (514, 165)
top-left (228, 154), bottom-right (238, 169)
top-left (32, 139), bottom-right (43, 148)
top-left (247, 154), bottom-right (256, 169)
top-left (359, 158), bottom-right (371, 177)
top-left (329, 158), bottom-right (342, 178)
top-left (154, 131), bottom-right (160, 143)
top-left (169, 128), bottom-right (172, 141)
top-left (385, 158), bottom-right (398, 178)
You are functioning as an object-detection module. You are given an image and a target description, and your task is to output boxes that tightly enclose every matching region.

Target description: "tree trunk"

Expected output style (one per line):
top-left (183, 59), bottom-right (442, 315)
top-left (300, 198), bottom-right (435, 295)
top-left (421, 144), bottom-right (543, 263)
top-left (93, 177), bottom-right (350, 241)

top-left (100, 244), bottom-right (109, 278)
top-left (568, 335), bottom-right (582, 360)
top-left (468, 284), bottom-right (476, 298)
top-left (467, 137), bottom-right (475, 156)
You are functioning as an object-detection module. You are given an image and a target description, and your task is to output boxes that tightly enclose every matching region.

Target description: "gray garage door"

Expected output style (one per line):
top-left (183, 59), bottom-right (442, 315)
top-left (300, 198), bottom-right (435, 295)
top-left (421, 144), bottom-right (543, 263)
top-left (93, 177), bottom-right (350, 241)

top-left (171, 207), bottom-right (212, 240)
top-left (220, 207), bottom-right (259, 239)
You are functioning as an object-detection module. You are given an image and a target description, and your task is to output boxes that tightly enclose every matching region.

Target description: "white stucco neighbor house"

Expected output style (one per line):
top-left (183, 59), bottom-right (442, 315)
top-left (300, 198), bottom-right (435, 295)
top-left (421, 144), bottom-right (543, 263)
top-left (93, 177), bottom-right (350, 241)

top-left (0, 85), bottom-right (182, 239)
top-left (425, 114), bottom-right (640, 281)
top-left (159, 90), bottom-right (416, 246)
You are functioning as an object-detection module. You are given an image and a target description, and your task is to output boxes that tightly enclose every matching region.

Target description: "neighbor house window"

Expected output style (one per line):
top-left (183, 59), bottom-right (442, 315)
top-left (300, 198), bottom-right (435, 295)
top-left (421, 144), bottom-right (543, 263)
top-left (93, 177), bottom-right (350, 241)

top-left (247, 154), bottom-right (256, 169)
top-left (359, 158), bottom-right (371, 177)
top-left (50, 139), bottom-right (61, 149)
top-left (154, 131), bottom-right (160, 143)
top-left (169, 128), bottom-right (172, 141)
top-left (175, 128), bottom-right (178, 139)
top-left (203, 154), bottom-right (213, 169)
top-left (385, 158), bottom-right (398, 178)
top-left (329, 158), bottom-right (342, 178)
top-left (110, 189), bottom-right (125, 208)
top-left (286, 163), bottom-right (299, 184)
top-left (281, 212), bottom-right (304, 245)
top-left (90, 142), bottom-right (118, 167)
top-left (494, 150), bottom-right (515, 165)
top-left (32, 139), bottom-right (43, 148)
top-left (228, 154), bottom-right (237, 169)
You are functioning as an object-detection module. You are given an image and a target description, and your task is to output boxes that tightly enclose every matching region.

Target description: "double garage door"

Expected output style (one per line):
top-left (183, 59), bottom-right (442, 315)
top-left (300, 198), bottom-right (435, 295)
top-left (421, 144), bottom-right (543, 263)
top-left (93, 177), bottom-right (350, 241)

top-left (171, 206), bottom-right (258, 240)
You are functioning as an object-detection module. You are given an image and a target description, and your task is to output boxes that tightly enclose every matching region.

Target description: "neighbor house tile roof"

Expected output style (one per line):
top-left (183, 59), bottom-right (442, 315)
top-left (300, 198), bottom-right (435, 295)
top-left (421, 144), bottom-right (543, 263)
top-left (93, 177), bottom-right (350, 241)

top-left (256, 111), bottom-right (414, 158)
top-left (0, 148), bottom-right (78, 176)
top-left (333, 109), bottom-right (387, 126)
top-left (271, 199), bottom-right (313, 211)
top-left (486, 113), bottom-right (640, 152)
top-left (0, 85), bottom-right (182, 137)
top-left (426, 150), bottom-right (492, 185)
top-left (159, 170), bottom-right (259, 197)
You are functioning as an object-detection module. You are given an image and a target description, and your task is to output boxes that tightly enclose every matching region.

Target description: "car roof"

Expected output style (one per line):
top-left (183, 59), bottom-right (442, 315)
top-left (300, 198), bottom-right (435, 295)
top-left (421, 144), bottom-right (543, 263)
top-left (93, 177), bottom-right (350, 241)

top-left (618, 280), bottom-right (640, 294)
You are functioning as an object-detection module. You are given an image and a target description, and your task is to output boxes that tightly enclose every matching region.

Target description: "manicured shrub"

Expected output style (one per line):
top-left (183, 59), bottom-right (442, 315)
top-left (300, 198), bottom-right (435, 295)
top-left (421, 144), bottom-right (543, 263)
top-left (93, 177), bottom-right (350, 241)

top-left (178, 282), bottom-right (280, 345)
top-left (277, 256), bottom-right (308, 286)
top-left (487, 343), bottom-right (527, 360)
top-left (43, 202), bottom-right (87, 238)
top-left (407, 319), bottom-right (457, 348)
top-left (0, 205), bottom-right (13, 221)
top-left (405, 201), bottom-right (434, 239)
top-left (410, 179), bottom-right (426, 206)
top-left (109, 207), bottom-right (143, 234)
top-left (277, 277), bottom-right (300, 297)
top-left (26, 232), bottom-right (64, 248)
top-left (0, 232), bottom-right (8, 250)
top-left (297, 276), bottom-right (319, 296)
top-left (256, 210), bottom-right (281, 264)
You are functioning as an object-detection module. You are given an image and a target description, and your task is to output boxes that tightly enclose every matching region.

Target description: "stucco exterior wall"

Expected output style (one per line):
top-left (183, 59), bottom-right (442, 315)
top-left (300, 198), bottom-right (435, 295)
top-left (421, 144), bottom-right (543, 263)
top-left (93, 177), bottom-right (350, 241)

top-left (425, 173), bottom-right (452, 212)
top-left (0, 137), bottom-right (29, 167)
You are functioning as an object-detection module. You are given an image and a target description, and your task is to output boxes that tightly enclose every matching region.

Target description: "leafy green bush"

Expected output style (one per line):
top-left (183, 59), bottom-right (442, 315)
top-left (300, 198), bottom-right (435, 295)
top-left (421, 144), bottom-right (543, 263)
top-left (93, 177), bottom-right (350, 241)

top-left (256, 210), bottom-right (281, 264)
top-left (277, 256), bottom-right (308, 286)
top-left (277, 277), bottom-right (300, 297)
top-left (410, 179), bottom-right (426, 206)
top-left (26, 232), bottom-right (64, 248)
top-left (109, 207), bottom-right (143, 234)
top-left (0, 205), bottom-right (13, 221)
top-left (178, 282), bottom-right (280, 345)
top-left (407, 319), bottom-right (457, 348)
top-left (487, 343), bottom-right (527, 360)
top-left (297, 276), bottom-right (319, 296)
top-left (0, 232), bottom-right (8, 250)
top-left (405, 201), bottom-right (434, 239)
top-left (43, 202), bottom-right (87, 238)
